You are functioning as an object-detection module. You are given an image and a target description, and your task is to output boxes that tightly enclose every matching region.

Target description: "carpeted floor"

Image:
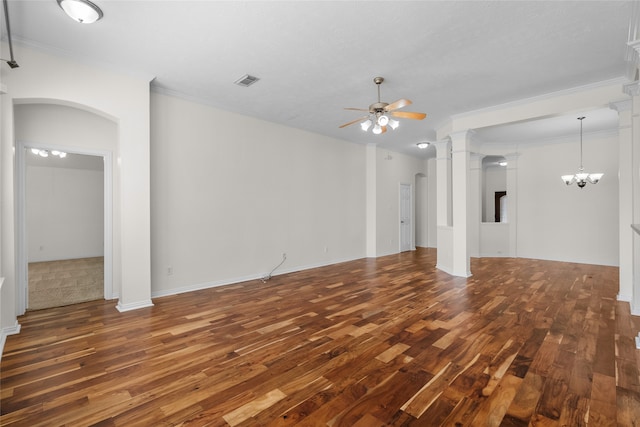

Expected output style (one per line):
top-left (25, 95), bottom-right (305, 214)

top-left (28, 257), bottom-right (104, 310)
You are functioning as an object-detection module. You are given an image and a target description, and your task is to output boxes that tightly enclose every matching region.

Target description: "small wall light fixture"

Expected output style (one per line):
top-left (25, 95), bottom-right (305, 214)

top-left (57, 0), bottom-right (103, 24)
top-left (416, 142), bottom-right (429, 149)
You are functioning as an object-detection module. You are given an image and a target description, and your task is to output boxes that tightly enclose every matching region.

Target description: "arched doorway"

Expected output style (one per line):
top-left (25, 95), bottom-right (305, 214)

top-left (14, 101), bottom-right (115, 313)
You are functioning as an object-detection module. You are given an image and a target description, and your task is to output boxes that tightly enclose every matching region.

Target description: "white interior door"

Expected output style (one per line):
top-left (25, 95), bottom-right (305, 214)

top-left (400, 183), bottom-right (412, 252)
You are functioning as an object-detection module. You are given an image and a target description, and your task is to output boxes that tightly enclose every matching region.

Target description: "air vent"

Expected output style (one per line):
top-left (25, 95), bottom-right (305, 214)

top-left (234, 74), bottom-right (260, 87)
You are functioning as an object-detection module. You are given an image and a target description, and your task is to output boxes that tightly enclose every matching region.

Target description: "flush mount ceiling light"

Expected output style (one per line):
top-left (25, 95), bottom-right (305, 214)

top-left (416, 142), bottom-right (429, 149)
top-left (31, 148), bottom-right (67, 158)
top-left (561, 116), bottom-right (603, 188)
top-left (57, 0), bottom-right (103, 24)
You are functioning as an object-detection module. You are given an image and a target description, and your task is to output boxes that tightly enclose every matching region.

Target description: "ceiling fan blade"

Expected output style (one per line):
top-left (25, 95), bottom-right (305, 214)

top-left (384, 98), bottom-right (412, 112)
top-left (344, 107), bottom-right (370, 112)
top-left (391, 111), bottom-right (427, 120)
top-left (339, 115), bottom-right (369, 128)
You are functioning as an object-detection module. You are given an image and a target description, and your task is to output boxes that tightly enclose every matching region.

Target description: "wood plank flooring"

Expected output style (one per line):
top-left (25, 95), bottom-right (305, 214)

top-left (2, 248), bottom-right (639, 426)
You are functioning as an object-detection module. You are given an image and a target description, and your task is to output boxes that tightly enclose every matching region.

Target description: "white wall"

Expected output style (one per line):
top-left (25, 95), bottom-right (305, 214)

top-left (516, 131), bottom-right (619, 266)
top-left (480, 223), bottom-right (509, 256)
top-left (150, 92), bottom-right (366, 296)
top-left (15, 104), bottom-right (112, 263)
top-left (26, 166), bottom-right (103, 262)
top-left (374, 149), bottom-right (426, 256)
top-left (1, 43), bottom-right (153, 316)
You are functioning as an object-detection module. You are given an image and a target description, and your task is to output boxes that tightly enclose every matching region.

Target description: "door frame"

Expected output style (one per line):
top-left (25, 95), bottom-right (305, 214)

top-left (15, 140), bottom-right (113, 314)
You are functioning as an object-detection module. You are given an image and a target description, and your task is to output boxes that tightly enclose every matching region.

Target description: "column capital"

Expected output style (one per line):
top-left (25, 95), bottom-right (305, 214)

top-left (623, 81), bottom-right (640, 97)
top-left (449, 129), bottom-right (476, 152)
top-left (610, 99), bottom-right (632, 113)
top-left (432, 139), bottom-right (451, 159)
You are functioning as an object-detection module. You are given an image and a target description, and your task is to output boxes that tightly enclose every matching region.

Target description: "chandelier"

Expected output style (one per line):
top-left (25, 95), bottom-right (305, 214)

top-left (561, 116), bottom-right (603, 188)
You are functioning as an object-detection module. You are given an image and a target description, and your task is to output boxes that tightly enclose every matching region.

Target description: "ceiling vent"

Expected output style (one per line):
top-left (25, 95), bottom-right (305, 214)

top-left (234, 74), bottom-right (260, 87)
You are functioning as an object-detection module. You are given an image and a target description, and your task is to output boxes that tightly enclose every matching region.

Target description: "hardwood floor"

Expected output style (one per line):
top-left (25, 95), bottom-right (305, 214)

top-left (1, 248), bottom-right (639, 426)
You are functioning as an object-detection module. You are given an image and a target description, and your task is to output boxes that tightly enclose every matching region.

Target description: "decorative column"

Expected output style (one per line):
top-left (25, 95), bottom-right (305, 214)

top-left (504, 153), bottom-right (519, 257)
top-left (612, 98), bottom-right (633, 303)
top-left (623, 81), bottom-right (640, 317)
top-left (468, 153), bottom-right (483, 258)
top-left (433, 140), bottom-right (453, 274)
top-left (450, 130), bottom-right (472, 277)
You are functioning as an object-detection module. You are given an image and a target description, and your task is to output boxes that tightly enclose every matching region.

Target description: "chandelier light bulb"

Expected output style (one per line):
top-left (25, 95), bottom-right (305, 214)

top-left (377, 115), bottom-right (389, 126)
top-left (372, 124), bottom-right (382, 134)
top-left (388, 119), bottom-right (399, 130)
top-left (361, 119), bottom-right (372, 131)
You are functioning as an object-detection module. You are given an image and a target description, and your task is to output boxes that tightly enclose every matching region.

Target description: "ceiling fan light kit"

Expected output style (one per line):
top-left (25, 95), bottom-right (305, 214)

top-left (339, 76), bottom-right (427, 134)
top-left (561, 116), bottom-right (603, 188)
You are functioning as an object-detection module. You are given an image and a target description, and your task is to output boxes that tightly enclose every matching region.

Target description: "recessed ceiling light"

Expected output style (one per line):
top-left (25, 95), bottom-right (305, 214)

top-left (417, 142), bottom-right (429, 149)
top-left (234, 74), bottom-right (260, 87)
top-left (57, 0), bottom-right (103, 24)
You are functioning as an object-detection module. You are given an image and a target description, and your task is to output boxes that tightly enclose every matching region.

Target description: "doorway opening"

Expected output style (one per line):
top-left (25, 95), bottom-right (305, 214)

top-left (16, 142), bottom-right (113, 313)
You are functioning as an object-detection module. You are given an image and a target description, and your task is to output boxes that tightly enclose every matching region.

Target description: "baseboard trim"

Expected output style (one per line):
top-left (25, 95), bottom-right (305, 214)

top-left (0, 321), bottom-right (22, 362)
top-left (151, 256), bottom-right (363, 300)
top-left (435, 264), bottom-right (454, 276)
top-left (617, 293), bottom-right (632, 303)
top-left (116, 299), bottom-right (154, 312)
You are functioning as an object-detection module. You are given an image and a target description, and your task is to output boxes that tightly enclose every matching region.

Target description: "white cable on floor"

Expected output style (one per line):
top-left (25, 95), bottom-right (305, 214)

top-left (261, 253), bottom-right (287, 283)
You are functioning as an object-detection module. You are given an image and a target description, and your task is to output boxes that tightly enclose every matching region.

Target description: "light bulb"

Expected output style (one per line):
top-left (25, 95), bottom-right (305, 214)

top-left (39, 150), bottom-right (49, 158)
top-left (388, 119), bottom-right (399, 130)
top-left (360, 120), bottom-right (372, 131)
top-left (59, 152), bottom-right (67, 158)
top-left (588, 173), bottom-right (603, 183)
top-left (372, 125), bottom-right (382, 134)
top-left (377, 115), bottom-right (389, 126)
top-left (31, 148), bottom-right (40, 155)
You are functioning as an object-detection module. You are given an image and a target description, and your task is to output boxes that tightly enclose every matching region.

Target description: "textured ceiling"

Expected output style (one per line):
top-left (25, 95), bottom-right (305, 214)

top-left (1, 1), bottom-right (633, 157)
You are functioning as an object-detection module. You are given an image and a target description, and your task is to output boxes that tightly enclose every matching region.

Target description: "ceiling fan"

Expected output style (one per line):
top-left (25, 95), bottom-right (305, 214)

top-left (339, 77), bottom-right (426, 134)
